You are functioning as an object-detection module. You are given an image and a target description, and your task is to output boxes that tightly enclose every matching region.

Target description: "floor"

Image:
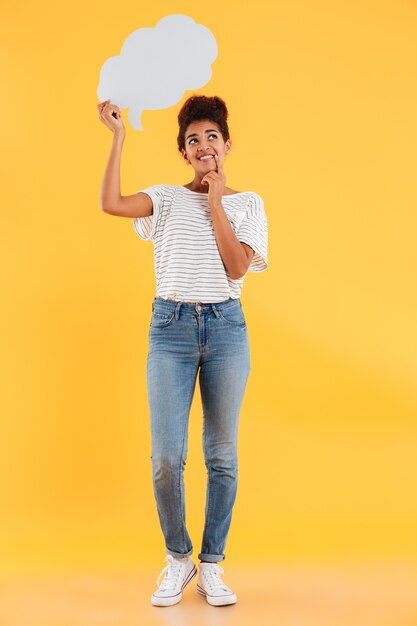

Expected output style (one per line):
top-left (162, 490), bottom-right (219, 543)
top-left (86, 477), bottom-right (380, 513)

top-left (1, 561), bottom-right (416, 626)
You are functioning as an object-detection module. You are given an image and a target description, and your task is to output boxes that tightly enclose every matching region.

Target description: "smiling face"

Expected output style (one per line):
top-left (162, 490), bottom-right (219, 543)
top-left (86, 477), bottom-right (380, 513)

top-left (182, 119), bottom-right (231, 175)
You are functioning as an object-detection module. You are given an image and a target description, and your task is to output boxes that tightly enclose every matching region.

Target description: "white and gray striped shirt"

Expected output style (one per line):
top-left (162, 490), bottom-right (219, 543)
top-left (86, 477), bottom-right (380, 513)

top-left (132, 184), bottom-right (268, 303)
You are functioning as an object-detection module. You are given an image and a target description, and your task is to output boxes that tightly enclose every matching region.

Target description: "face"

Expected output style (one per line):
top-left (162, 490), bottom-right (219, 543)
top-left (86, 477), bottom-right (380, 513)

top-left (182, 119), bottom-right (231, 174)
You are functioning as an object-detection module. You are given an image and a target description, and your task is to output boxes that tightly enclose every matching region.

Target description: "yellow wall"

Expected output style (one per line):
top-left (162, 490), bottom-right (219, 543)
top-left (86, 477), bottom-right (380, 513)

top-left (1, 0), bottom-right (416, 574)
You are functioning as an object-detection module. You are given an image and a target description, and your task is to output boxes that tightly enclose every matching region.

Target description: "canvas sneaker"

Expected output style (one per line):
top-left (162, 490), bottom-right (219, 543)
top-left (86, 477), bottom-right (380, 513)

top-left (151, 554), bottom-right (197, 606)
top-left (197, 561), bottom-right (237, 606)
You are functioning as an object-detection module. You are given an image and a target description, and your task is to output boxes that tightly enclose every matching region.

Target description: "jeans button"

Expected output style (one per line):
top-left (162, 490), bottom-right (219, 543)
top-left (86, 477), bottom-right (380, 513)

top-left (197, 305), bottom-right (202, 311)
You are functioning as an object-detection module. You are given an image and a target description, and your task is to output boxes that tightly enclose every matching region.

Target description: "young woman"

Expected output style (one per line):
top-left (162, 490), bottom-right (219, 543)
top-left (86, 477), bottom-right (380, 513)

top-left (97, 95), bottom-right (268, 607)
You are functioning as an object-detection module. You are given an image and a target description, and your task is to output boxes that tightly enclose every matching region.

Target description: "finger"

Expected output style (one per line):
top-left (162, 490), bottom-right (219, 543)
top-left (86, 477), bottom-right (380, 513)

top-left (102, 103), bottom-right (116, 117)
top-left (97, 99), bottom-right (110, 112)
top-left (101, 100), bottom-right (119, 114)
top-left (100, 105), bottom-right (112, 119)
top-left (214, 153), bottom-right (223, 173)
top-left (105, 104), bottom-right (120, 117)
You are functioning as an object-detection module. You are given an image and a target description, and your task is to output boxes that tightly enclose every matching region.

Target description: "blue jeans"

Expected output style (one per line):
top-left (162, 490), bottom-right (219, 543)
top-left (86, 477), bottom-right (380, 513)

top-left (146, 296), bottom-right (251, 563)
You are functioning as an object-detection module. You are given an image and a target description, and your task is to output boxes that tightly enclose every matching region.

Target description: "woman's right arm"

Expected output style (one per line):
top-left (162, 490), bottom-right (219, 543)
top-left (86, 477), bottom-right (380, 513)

top-left (97, 100), bottom-right (153, 218)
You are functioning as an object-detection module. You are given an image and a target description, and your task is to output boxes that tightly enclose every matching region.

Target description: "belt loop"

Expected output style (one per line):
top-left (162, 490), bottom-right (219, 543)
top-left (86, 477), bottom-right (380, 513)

top-left (175, 301), bottom-right (182, 320)
top-left (211, 303), bottom-right (221, 319)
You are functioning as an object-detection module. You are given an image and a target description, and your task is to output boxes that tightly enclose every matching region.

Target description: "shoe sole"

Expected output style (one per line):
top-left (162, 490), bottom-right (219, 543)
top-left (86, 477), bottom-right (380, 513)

top-left (196, 583), bottom-right (237, 606)
top-left (151, 565), bottom-right (197, 606)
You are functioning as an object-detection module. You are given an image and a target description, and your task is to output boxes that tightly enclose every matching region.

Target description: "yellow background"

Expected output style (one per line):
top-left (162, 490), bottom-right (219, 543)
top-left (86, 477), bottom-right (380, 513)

top-left (1, 0), bottom-right (416, 576)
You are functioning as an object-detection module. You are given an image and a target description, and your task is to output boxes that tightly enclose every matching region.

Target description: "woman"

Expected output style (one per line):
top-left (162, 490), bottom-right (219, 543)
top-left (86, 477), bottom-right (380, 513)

top-left (97, 95), bottom-right (268, 607)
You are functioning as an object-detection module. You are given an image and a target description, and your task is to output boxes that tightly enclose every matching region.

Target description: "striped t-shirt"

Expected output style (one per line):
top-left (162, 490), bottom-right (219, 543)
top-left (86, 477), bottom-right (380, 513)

top-left (132, 184), bottom-right (268, 303)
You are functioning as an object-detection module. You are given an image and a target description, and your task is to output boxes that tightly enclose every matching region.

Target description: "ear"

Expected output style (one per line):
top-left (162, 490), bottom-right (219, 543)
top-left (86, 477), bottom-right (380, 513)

top-left (182, 150), bottom-right (189, 164)
top-left (225, 140), bottom-right (231, 155)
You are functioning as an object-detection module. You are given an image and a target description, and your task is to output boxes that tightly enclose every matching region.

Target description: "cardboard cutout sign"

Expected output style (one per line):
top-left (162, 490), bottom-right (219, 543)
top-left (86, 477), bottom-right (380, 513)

top-left (97, 14), bottom-right (218, 130)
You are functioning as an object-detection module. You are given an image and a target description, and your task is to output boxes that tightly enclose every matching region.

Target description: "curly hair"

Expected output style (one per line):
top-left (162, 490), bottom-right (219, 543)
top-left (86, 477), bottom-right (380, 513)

top-left (177, 95), bottom-right (231, 153)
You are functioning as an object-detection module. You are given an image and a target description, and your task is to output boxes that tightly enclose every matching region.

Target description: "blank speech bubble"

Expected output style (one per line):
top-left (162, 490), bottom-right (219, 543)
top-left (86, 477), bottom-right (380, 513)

top-left (97, 14), bottom-right (218, 130)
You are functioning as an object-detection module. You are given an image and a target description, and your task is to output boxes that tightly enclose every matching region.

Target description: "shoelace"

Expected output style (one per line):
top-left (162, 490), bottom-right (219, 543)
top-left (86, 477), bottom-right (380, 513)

top-left (156, 555), bottom-right (187, 591)
top-left (201, 563), bottom-right (229, 591)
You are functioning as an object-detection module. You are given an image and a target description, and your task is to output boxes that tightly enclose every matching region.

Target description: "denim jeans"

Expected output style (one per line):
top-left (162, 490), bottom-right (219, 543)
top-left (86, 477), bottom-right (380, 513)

top-left (146, 296), bottom-right (251, 563)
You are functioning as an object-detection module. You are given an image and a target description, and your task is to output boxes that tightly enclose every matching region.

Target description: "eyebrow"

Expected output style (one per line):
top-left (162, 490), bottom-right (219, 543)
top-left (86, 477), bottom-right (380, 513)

top-left (185, 129), bottom-right (219, 141)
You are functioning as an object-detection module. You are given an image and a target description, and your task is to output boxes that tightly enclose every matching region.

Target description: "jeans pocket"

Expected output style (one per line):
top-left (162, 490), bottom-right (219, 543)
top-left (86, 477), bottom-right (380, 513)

top-left (218, 304), bottom-right (246, 327)
top-left (150, 310), bottom-right (176, 328)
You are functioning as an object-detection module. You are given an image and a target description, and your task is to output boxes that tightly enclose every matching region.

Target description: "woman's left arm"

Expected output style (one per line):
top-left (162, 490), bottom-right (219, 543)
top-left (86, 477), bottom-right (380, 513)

top-left (203, 155), bottom-right (254, 279)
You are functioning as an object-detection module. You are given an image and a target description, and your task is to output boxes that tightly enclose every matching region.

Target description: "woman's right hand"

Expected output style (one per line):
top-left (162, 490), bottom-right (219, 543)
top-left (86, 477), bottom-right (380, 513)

top-left (97, 99), bottom-right (125, 134)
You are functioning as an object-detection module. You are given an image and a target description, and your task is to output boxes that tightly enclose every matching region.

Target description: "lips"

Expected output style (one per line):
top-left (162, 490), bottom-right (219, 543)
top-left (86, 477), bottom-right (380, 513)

top-left (198, 154), bottom-right (215, 161)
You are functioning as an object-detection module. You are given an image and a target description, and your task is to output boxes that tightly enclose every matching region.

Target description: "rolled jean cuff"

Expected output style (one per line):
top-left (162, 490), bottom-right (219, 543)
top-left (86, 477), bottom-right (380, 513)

top-left (198, 553), bottom-right (225, 562)
top-left (166, 547), bottom-right (193, 559)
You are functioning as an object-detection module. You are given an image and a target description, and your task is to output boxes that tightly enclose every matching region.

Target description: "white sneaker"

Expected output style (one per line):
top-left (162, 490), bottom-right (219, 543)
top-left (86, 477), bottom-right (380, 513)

top-left (151, 554), bottom-right (197, 606)
top-left (197, 562), bottom-right (237, 606)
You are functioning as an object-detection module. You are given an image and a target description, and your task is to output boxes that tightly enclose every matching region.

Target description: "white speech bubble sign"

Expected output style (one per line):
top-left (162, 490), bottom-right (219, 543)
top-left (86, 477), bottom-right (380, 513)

top-left (97, 14), bottom-right (218, 130)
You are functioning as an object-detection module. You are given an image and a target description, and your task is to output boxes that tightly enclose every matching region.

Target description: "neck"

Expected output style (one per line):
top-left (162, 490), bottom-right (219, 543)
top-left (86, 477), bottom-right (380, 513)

top-left (186, 174), bottom-right (219, 193)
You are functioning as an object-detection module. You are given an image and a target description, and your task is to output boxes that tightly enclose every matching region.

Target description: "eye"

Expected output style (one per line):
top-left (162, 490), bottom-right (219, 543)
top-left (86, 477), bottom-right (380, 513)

top-left (189, 133), bottom-right (218, 145)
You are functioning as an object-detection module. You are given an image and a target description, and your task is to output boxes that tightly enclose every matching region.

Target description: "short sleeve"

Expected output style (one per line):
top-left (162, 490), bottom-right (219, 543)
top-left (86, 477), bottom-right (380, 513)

top-left (236, 193), bottom-right (268, 272)
top-left (132, 184), bottom-right (166, 242)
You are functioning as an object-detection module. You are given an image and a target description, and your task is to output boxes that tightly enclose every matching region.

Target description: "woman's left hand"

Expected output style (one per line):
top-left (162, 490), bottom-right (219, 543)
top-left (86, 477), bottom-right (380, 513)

top-left (201, 154), bottom-right (226, 207)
